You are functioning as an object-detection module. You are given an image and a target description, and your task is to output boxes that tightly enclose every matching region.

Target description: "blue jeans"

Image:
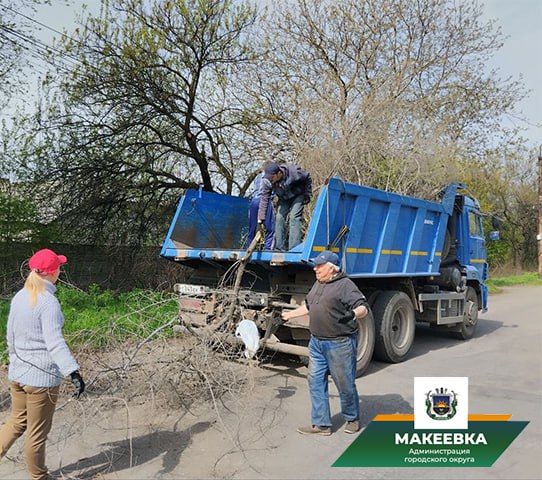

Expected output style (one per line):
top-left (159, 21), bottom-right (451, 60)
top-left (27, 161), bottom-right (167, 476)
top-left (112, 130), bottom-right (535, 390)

top-left (247, 197), bottom-right (275, 249)
top-left (275, 194), bottom-right (305, 250)
top-left (308, 334), bottom-right (359, 427)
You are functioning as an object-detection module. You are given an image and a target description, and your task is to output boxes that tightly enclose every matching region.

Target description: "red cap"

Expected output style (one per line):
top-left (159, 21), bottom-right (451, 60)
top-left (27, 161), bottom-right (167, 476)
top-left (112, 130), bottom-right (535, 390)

top-left (28, 249), bottom-right (67, 275)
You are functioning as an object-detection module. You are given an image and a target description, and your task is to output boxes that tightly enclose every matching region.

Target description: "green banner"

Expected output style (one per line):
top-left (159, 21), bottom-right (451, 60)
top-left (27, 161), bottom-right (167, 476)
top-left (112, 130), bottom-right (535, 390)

top-left (333, 421), bottom-right (528, 467)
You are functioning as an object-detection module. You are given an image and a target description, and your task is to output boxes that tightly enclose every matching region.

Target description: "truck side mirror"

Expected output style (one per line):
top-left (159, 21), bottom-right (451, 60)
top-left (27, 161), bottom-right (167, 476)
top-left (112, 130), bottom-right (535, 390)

top-left (491, 216), bottom-right (501, 230)
top-left (489, 231), bottom-right (500, 241)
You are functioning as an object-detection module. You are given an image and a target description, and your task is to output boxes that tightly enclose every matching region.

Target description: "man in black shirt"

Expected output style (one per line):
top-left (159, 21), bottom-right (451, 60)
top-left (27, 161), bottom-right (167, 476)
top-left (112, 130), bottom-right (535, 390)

top-left (282, 250), bottom-right (368, 435)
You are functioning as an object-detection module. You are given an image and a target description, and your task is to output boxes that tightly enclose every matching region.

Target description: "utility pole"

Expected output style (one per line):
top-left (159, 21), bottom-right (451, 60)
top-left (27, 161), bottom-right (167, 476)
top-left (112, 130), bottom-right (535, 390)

top-left (539, 146), bottom-right (542, 278)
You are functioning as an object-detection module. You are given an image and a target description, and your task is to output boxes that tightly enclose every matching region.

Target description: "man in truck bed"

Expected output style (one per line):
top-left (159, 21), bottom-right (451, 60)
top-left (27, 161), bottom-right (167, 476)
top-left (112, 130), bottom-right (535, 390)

top-left (257, 162), bottom-right (312, 251)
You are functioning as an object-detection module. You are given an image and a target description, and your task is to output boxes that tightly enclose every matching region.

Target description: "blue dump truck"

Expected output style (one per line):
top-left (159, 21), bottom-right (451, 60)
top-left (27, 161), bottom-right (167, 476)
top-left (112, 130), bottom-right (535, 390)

top-left (161, 178), bottom-right (488, 375)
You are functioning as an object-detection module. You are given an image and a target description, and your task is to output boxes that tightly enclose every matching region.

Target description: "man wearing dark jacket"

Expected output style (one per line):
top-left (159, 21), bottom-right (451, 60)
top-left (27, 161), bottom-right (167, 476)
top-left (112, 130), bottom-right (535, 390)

top-left (282, 250), bottom-right (368, 435)
top-left (257, 162), bottom-right (312, 251)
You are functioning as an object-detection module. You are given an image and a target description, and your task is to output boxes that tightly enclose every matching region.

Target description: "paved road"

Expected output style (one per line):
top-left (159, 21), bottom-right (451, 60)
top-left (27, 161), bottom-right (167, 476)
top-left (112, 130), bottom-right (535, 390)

top-left (164, 284), bottom-right (542, 480)
top-left (226, 285), bottom-right (542, 480)
top-left (0, 286), bottom-right (540, 479)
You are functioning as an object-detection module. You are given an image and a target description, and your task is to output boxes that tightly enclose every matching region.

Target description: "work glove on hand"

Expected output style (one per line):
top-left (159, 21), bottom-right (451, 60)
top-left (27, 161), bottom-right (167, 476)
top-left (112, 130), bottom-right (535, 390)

top-left (257, 222), bottom-right (266, 237)
top-left (70, 370), bottom-right (85, 399)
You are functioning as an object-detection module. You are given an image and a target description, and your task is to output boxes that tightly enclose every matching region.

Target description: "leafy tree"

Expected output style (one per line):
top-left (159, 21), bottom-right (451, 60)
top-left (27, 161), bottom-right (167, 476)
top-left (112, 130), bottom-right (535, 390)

top-left (18, 0), bottom-right (537, 267)
top-left (0, 175), bottom-right (57, 244)
top-left (1, 113), bottom-right (28, 242)
top-left (1, 1), bottom-right (58, 244)
top-left (458, 141), bottom-right (538, 269)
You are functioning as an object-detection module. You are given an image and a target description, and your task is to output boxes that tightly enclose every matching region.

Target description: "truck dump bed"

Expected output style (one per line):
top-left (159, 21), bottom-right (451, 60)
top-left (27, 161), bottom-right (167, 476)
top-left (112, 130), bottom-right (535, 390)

top-left (161, 178), bottom-right (459, 278)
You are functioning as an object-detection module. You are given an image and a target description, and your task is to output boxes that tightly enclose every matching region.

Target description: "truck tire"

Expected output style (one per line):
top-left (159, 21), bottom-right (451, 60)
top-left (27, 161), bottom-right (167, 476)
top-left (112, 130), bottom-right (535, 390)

top-left (451, 286), bottom-right (479, 340)
top-left (356, 309), bottom-right (375, 377)
top-left (442, 228), bottom-right (452, 261)
top-left (367, 290), bottom-right (382, 308)
top-left (372, 291), bottom-right (416, 363)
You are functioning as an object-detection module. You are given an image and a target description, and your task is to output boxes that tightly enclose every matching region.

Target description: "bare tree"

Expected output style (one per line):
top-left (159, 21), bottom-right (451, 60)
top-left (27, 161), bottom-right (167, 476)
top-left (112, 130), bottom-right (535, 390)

top-left (247, 0), bottom-right (527, 197)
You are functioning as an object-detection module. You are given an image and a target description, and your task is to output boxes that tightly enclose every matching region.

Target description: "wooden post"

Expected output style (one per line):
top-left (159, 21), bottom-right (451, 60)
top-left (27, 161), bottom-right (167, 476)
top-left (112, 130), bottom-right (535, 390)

top-left (539, 146), bottom-right (542, 278)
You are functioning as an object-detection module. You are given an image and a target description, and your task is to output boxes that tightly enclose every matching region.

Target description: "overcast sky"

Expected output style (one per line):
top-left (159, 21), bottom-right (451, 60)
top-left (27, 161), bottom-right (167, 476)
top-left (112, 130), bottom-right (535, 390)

top-left (18, 0), bottom-right (542, 148)
top-left (481, 0), bottom-right (541, 148)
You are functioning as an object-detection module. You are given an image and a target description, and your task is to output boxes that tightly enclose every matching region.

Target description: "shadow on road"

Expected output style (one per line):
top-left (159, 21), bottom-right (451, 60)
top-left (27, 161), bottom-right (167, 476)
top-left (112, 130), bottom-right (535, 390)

top-left (257, 351), bottom-right (308, 379)
top-left (255, 316), bottom-right (504, 381)
top-left (362, 317), bottom-right (504, 378)
top-left (53, 421), bottom-right (212, 479)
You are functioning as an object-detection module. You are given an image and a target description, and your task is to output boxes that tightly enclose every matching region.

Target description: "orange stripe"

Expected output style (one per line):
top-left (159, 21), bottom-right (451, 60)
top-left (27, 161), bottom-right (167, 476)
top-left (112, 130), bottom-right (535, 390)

top-left (373, 414), bottom-right (512, 422)
top-left (312, 246), bottom-right (339, 252)
top-left (374, 414), bottom-right (414, 421)
top-left (468, 414), bottom-right (512, 421)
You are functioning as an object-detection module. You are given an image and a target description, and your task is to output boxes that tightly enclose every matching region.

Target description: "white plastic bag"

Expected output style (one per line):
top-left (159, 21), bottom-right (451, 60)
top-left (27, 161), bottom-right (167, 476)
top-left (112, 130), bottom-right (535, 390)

top-left (235, 319), bottom-right (260, 359)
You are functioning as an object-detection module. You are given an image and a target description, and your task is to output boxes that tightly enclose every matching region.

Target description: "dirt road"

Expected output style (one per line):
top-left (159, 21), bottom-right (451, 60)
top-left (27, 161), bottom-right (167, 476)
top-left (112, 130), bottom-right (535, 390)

top-left (1, 285), bottom-right (541, 479)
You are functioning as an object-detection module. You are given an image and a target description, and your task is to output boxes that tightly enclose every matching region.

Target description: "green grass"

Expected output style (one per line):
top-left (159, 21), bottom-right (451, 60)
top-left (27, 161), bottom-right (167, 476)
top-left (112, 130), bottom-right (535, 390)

top-left (0, 284), bottom-right (178, 363)
top-left (486, 272), bottom-right (542, 294)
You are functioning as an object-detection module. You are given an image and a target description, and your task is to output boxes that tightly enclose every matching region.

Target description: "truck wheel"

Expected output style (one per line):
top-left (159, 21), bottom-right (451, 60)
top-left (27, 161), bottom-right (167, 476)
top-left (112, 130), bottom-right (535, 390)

top-left (451, 286), bottom-right (478, 340)
top-left (442, 228), bottom-right (452, 261)
top-left (356, 309), bottom-right (375, 377)
top-left (372, 291), bottom-right (415, 363)
top-left (367, 290), bottom-right (382, 308)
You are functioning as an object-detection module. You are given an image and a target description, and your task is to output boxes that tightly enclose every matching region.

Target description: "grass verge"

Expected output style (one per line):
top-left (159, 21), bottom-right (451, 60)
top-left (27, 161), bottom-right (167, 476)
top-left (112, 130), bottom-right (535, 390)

top-left (486, 272), bottom-right (542, 294)
top-left (0, 284), bottom-right (178, 363)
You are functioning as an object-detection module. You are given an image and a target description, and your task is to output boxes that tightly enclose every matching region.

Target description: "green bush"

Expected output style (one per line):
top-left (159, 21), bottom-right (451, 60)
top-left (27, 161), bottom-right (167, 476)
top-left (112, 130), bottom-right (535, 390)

top-left (486, 239), bottom-right (508, 268)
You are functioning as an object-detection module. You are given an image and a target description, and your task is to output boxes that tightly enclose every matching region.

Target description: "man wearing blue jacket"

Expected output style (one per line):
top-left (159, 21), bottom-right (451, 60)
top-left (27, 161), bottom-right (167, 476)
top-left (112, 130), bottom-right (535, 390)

top-left (257, 162), bottom-right (312, 251)
top-left (247, 171), bottom-right (275, 249)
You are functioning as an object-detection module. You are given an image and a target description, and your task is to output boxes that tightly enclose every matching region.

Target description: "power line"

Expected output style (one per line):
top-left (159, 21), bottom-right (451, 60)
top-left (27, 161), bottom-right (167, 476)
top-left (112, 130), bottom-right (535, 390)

top-left (0, 3), bottom-right (85, 48)
top-left (0, 22), bottom-right (84, 67)
top-left (0, 5), bottom-right (113, 62)
top-left (0, 3), bottom-right (112, 114)
top-left (0, 4), bottom-right (104, 76)
top-left (0, 25), bottom-right (75, 75)
top-left (0, 30), bottom-right (51, 76)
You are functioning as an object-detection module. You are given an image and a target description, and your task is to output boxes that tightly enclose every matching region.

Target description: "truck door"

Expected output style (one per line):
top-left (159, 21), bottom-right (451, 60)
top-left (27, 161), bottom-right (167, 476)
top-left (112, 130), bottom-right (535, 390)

top-left (467, 209), bottom-right (487, 281)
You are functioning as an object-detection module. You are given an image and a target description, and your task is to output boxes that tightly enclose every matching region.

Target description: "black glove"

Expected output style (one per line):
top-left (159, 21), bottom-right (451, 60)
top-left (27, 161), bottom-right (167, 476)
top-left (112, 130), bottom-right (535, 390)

top-left (303, 195), bottom-right (311, 205)
top-left (70, 370), bottom-right (85, 398)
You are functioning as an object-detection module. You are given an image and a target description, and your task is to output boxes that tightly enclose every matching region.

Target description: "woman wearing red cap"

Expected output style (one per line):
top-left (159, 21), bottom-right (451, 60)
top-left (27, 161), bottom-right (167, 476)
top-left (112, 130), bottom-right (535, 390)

top-left (0, 249), bottom-right (85, 480)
